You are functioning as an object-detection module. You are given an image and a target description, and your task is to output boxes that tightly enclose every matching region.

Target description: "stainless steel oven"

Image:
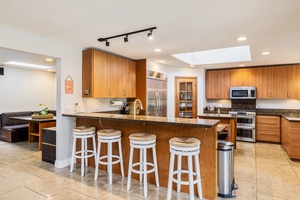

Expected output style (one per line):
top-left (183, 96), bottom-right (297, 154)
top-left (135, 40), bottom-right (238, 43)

top-left (230, 111), bottom-right (256, 142)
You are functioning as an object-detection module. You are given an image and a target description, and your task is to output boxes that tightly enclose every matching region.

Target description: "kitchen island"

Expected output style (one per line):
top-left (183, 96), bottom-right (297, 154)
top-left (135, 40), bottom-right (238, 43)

top-left (198, 114), bottom-right (237, 148)
top-left (63, 112), bottom-right (219, 199)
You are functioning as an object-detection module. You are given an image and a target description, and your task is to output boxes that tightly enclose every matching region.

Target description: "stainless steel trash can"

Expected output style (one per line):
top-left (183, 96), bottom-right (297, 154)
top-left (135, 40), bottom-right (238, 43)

top-left (217, 141), bottom-right (237, 198)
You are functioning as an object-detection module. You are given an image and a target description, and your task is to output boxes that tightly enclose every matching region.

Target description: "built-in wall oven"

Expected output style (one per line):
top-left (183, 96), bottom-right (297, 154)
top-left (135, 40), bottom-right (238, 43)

top-left (229, 111), bottom-right (256, 142)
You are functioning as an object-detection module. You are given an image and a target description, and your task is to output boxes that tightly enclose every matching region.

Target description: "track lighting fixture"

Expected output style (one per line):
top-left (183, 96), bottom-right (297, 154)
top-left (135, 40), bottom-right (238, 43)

top-left (147, 30), bottom-right (153, 40)
top-left (124, 35), bottom-right (129, 43)
top-left (98, 27), bottom-right (157, 46)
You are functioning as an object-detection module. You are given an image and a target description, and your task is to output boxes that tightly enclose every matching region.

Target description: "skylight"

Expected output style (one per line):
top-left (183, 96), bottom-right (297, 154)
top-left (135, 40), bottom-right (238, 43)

top-left (172, 45), bottom-right (251, 65)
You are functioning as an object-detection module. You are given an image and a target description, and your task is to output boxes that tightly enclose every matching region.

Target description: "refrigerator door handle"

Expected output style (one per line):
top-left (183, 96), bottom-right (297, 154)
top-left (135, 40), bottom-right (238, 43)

top-left (155, 91), bottom-right (159, 116)
top-left (157, 92), bottom-right (161, 115)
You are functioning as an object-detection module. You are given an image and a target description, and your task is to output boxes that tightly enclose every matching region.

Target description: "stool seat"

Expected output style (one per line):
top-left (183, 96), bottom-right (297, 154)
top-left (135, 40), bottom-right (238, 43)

top-left (97, 129), bottom-right (121, 137)
top-left (129, 133), bottom-right (156, 141)
top-left (73, 126), bottom-right (96, 133)
top-left (169, 137), bottom-right (200, 148)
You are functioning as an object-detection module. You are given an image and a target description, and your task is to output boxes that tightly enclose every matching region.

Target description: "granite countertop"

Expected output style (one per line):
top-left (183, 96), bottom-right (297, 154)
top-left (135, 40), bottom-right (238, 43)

top-left (198, 113), bottom-right (237, 119)
top-left (63, 112), bottom-right (219, 128)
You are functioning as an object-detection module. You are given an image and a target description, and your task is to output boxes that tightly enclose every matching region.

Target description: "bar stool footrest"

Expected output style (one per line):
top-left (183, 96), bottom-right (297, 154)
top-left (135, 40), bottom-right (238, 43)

top-left (99, 155), bottom-right (121, 165)
top-left (131, 162), bottom-right (155, 174)
top-left (172, 170), bottom-right (199, 185)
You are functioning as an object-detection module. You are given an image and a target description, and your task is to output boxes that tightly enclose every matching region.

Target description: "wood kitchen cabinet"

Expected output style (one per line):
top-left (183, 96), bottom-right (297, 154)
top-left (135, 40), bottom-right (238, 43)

top-left (256, 115), bottom-right (281, 143)
top-left (255, 66), bottom-right (288, 98)
top-left (82, 49), bottom-right (136, 98)
top-left (281, 117), bottom-right (300, 159)
top-left (175, 77), bottom-right (197, 118)
top-left (230, 67), bottom-right (256, 87)
top-left (287, 65), bottom-right (300, 99)
top-left (206, 69), bottom-right (231, 99)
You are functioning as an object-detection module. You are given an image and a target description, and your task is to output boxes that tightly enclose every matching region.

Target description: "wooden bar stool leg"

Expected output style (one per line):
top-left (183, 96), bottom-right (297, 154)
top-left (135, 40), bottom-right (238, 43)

top-left (188, 155), bottom-right (194, 200)
top-left (108, 141), bottom-right (113, 185)
top-left (195, 154), bottom-right (203, 199)
top-left (177, 155), bottom-right (182, 192)
top-left (127, 146), bottom-right (134, 190)
top-left (139, 149), bottom-right (143, 182)
top-left (94, 139), bottom-right (101, 180)
top-left (152, 146), bottom-right (160, 187)
top-left (167, 152), bottom-right (175, 200)
top-left (118, 140), bottom-right (125, 177)
top-left (143, 147), bottom-right (148, 197)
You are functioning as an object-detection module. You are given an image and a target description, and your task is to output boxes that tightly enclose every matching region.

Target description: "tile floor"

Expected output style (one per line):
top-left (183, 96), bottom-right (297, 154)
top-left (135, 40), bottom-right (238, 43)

top-left (0, 141), bottom-right (299, 200)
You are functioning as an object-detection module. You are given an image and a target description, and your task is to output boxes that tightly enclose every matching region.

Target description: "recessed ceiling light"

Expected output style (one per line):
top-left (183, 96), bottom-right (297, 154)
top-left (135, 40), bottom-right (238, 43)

top-left (154, 49), bottom-right (161, 52)
top-left (46, 58), bottom-right (53, 62)
top-left (237, 36), bottom-right (247, 41)
top-left (261, 51), bottom-right (270, 55)
top-left (4, 61), bottom-right (52, 69)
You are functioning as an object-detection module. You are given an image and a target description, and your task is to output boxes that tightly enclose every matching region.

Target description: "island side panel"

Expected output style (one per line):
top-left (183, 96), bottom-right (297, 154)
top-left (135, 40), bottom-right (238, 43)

top-left (76, 118), bottom-right (217, 199)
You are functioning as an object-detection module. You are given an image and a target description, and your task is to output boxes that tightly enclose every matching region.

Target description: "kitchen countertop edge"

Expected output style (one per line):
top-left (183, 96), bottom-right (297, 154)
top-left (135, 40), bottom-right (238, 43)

top-left (63, 112), bottom-right (219, 128)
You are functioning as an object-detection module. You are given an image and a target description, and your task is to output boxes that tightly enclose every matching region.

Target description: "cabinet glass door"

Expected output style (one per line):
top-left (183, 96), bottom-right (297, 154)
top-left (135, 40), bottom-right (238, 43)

top-left (175, 78), bottom-right (197, 118)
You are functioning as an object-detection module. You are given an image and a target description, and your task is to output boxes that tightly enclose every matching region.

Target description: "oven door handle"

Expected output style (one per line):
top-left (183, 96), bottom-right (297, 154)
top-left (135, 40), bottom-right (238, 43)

top-left (237, 126), bottom-right (255, 130)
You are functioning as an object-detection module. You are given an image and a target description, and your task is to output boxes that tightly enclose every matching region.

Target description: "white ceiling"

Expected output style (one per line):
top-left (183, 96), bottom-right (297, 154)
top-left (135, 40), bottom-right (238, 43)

top-left (0, 0), bottom-right (300, 70)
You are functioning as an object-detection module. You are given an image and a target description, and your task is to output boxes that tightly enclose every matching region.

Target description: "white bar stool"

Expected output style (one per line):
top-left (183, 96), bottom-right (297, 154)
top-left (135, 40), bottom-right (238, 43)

top-left (94, 129), bottom-right (124, 185)
top-left (70, 126), bottom-right (97, 177)
top-left (167, 137), bottom-right (202, 200)
top-left (127, 133), bottom-right (159, 198)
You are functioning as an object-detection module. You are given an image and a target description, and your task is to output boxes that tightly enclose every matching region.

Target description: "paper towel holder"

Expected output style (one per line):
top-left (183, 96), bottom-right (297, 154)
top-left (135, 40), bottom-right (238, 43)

top-left (110, 100), bottom-right (124, 107)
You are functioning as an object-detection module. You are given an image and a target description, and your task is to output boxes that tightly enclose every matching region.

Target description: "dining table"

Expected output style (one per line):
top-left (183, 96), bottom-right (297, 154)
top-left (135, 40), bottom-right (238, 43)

top-left (10, 116), bottom-right (56, 150)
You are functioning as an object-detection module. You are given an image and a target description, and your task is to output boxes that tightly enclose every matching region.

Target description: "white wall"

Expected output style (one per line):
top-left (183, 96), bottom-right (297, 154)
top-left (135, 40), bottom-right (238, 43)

top-left (146, 60), bottom-right (206, 118)
top-left (0, 66), bottom-right (56, 113)
top-left (0, 25), bottom-right (82, 168)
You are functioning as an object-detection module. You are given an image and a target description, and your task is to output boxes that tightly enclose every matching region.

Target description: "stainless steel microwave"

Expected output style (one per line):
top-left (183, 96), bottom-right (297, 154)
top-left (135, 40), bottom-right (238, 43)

top-left (230, 86), bottom-right (256, 99)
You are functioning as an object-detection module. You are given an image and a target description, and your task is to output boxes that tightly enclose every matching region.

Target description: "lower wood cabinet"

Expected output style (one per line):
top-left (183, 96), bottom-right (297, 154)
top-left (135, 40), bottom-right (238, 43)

top-left (281, 117), bottom-right (300, 159)
top-left (42, 127), bottom-right (56, 164)
top-left (256, 115), bottom-right (280, 143)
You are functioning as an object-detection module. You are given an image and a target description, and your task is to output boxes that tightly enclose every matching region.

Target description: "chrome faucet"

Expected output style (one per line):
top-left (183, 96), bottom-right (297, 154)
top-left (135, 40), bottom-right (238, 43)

top-left (133, 99), bottom-right (143, 117)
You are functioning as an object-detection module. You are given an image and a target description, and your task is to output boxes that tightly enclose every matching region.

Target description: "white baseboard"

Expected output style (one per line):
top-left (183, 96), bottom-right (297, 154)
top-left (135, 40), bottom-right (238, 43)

top-left (54, 158), bottom-right (71, 169)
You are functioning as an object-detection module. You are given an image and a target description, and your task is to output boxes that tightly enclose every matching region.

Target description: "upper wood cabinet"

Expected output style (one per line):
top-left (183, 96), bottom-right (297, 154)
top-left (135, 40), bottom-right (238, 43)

top-left (230, 68), bottom-right (256, 87)
top-left (205, 64), bottom-right (300, 99)
top-left (82, 49), bottom-right (136, 98)
top-left (206, 70), bottom-right (231, 99)
top-left (287, 65), bottom-right (300, 99)
top-left (255, 66), bottom-right (288, 98)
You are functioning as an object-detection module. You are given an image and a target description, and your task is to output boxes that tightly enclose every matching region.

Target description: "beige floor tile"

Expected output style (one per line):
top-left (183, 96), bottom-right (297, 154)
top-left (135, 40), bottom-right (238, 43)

top-left (257, 193), bottom-right (285, 200)
top-left (26, 175), bottom-right (75, 197)
top-left (98, 190), bottom-right (144, 200)
top-left (0, 171), bottom-right (42, 188)
top-left (46, 188), bottom-right (95, 200)
top-left (257, 177), bottom-right (300, 199)
top-left (0, 187), bottom-right (45, 200)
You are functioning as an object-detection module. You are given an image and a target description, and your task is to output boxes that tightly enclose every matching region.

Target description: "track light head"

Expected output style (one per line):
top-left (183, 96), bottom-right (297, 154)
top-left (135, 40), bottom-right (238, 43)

top-left (105, 40), bottom-right (110, 47)
top-left (147, 29), bottom-right (153, 40)
top-left (124, 35), bottom-right (129, 43)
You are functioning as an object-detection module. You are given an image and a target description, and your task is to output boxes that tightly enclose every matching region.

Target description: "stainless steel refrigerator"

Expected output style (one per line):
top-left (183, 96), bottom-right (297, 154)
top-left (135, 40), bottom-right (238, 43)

top-left (147, 70), bottom-right (167, 117)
